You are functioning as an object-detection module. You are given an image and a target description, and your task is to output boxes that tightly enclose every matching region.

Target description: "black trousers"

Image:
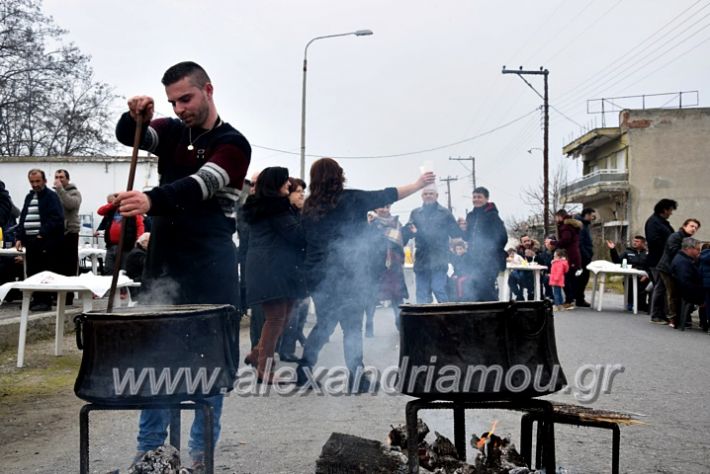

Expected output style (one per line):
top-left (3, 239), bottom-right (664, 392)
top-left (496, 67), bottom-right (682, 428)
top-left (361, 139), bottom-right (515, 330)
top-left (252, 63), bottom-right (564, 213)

top-left (564, 267), bottom-right (577, 305)
top-left (575, 267), bottom-right (591, 303)
top-left (59, 232), bottom-right (79, 277)
top-left (279, 298), bottom-right (309, 355)
top-left (300, 287), bottom-right (366, 377)
top-left (24, 236), bottom-right (60, 305)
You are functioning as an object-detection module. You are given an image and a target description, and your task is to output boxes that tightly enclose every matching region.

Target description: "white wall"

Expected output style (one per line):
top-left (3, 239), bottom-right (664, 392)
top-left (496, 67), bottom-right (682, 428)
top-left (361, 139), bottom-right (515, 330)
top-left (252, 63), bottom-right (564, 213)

top-left (1, 157), bottom-right (158, 236)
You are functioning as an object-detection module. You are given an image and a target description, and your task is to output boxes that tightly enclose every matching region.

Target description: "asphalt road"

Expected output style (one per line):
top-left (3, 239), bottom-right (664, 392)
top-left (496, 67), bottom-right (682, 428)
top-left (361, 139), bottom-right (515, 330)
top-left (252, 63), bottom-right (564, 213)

top-left (2, 293), bottom-right (710, 473)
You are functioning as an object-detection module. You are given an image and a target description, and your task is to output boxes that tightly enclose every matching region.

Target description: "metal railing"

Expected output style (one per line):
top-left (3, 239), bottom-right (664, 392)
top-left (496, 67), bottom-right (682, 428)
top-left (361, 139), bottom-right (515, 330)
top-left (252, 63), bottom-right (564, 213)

top-left (561, 169), bottom-right (628, 196)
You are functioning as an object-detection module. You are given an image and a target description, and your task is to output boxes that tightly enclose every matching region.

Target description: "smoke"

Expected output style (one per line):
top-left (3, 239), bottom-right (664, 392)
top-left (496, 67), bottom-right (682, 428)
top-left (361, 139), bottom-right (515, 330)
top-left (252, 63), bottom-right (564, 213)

top-left (135, 275), bottom-right (181, 306)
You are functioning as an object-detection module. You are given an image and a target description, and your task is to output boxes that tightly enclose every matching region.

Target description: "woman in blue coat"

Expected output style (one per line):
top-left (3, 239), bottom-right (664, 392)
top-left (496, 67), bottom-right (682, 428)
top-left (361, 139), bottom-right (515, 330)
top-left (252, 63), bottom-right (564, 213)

top-left (242, 167), bottom-right (305, 383)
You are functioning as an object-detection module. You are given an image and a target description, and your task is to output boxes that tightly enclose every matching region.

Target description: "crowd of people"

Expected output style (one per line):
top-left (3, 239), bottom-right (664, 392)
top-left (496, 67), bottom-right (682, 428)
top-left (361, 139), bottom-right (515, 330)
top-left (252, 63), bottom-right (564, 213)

top-left (1, 60), bottom-right (708, 473)
top-left (0, 169), bottom-right (152, 310)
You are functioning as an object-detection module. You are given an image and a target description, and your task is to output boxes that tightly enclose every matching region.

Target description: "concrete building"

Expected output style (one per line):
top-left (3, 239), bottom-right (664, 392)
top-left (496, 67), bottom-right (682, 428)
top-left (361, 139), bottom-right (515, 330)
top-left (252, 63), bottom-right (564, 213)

top-left (561, 107), bottom-right (710, 248)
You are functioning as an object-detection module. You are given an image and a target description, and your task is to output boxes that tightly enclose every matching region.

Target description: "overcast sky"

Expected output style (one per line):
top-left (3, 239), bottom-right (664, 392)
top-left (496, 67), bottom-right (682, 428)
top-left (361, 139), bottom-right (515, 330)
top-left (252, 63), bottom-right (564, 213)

top-left (43, 0), bottom-right (710, 223)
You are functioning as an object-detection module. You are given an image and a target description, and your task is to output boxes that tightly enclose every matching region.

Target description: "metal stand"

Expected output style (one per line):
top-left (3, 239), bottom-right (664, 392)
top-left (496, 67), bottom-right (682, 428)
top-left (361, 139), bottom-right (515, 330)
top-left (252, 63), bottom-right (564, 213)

top-left (404, 398), bottom-right (556, 474)
top-left (520, 411), bottom-right (621, 474)
top-left (79, 400), bottom-right (214, 474)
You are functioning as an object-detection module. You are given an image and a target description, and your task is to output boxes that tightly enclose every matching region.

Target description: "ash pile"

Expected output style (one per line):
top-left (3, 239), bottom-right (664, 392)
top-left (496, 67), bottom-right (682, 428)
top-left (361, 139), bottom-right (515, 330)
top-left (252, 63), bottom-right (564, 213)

top-left (316, 419), bottom-right (568, 474)
top-left (122, 445), bottom-right (191, 474)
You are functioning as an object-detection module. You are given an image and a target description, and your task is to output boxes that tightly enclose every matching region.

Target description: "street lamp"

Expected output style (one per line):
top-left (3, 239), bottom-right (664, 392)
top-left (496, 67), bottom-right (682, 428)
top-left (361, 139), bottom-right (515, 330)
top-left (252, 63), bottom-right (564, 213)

top-left (300, 29), bottom-right (373, 180)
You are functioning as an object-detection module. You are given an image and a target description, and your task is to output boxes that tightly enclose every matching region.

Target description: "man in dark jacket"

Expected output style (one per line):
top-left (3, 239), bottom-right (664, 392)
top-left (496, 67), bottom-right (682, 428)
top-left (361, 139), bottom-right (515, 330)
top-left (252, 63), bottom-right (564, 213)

top-left (465, 186), bottom-right (508, 302)
top-left (0, 180), bottom-right (18, 233)
top-left (554, 209), bottom-right (582, 308)
top-left (606, 235), bottom-right (649, 311)
top-left (407, 188), bottom-right (462, 303)
top-left (0, 180), bottom-right (22, 294)
top-left (15, 169), bottom-right (65, 311)
top-left (670, 238), bottom-right (703, 328)
top-left (574, 208), bottom-right (596, 307)
top-left (645, 198), bottom-right (677, 323)
top-left (656, 218), bottom-right (700, 325)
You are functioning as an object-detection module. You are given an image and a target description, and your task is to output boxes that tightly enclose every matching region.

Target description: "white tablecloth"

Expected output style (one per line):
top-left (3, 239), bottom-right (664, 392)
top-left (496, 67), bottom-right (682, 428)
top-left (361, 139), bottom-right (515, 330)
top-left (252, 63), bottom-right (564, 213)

top-left (500, 263), bottom-right (548, 301)
top-left (0, 271), bottom-right (137, 368)
top-left (586, 260), bottom-right (648, 314)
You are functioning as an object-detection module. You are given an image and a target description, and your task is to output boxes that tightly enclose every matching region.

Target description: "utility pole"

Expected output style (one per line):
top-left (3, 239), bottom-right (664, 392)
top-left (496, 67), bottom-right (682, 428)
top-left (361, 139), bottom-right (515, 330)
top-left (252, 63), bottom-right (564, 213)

top-left (440, 176), bottom-right (458, 212)
top-left (502, 66), bottom-right (550, 235)
top-left (449, 156), bottom-right (476, 193)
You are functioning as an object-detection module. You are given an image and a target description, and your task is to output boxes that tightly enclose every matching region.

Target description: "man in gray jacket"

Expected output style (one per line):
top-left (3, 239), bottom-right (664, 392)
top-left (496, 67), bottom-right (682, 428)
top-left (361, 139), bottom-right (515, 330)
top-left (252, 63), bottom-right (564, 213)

top-left (54, 169), bottom-right (82, 304)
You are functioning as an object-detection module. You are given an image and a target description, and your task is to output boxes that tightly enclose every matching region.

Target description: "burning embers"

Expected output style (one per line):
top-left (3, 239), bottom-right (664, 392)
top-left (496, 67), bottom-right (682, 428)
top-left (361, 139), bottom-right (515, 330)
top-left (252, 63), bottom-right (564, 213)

top-left (474, 420), bottom-right (498, 450)
top-left (386, 419), bottom-right (542, 474)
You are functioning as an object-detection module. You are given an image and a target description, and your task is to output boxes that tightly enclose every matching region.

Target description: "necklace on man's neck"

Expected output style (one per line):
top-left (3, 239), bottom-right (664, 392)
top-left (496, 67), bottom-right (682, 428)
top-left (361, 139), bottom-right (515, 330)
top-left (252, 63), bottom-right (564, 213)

top-left (187, 117), bottom-right (222, 151)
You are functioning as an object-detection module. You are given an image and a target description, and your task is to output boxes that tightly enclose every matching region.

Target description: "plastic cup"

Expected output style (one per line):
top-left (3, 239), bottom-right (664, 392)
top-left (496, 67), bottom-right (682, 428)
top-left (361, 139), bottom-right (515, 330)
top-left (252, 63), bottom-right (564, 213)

top-left (419, 161), bottom-right (437, 191)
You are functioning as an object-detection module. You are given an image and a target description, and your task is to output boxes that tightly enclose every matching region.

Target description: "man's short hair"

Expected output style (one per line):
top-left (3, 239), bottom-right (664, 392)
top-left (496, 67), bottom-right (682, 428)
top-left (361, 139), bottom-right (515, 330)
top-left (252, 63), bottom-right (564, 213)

top-left (555, 209), bottom-right (568, 217)
top-left (633, 235), bottom-right (646, 241)
top-left (161, 61), bottom-right (211, 88)
top-left (56, 169), bottom-right (70, 180)
top-left (473, 186), bottom-right (489, 198)
top-left (581, 207), bottom-right (595, 217)
top-left (28, 169), bottom-right (46, 180)
top-left (682, 218), bottom-right (701, 229)
top-left (681, 237), bottom-right (699, 249)
top-left (653, 198), bottom-right (678, 215)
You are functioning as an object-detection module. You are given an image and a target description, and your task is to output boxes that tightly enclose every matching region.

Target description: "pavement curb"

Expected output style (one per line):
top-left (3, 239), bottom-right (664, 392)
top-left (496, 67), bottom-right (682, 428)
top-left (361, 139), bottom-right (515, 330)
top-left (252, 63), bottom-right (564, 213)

top-left (0, 306), bottom-right (85, 354)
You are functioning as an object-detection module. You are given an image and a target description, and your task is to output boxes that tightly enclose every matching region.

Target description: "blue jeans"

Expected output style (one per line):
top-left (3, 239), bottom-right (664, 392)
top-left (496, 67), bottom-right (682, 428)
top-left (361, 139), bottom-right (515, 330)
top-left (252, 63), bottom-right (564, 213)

top-left (137, 394), bottom-right (224, 461)
top-left (415, 269), bottom-right (449, 303)
top-left (552, 286), bottom-right (564, 306)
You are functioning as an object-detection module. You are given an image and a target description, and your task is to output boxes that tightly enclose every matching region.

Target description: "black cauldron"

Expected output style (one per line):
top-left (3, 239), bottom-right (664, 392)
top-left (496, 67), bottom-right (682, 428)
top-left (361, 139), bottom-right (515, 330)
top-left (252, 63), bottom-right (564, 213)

top-left (73, 304), bottom-right (239, 405)
top-left (398, 300), bottom-right (567, 400)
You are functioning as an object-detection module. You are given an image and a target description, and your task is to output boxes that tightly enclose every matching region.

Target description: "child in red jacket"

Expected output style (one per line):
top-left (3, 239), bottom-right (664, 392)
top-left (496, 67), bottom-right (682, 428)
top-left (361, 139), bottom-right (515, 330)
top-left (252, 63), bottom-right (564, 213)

top-left (550, 249), bottom-right (569, 311)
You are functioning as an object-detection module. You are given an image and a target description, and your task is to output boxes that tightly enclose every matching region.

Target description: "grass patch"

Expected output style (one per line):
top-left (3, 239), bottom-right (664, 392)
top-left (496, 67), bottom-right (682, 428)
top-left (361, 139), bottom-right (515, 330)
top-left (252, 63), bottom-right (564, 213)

top-left (0, 351), bottom-right (80, 404)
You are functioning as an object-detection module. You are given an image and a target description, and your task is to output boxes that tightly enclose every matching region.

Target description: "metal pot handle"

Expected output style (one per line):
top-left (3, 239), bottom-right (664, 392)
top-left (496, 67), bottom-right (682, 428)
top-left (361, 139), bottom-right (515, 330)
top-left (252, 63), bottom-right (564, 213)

top-left (73, 314), bottom-right (84, 350)
top-left (506, 301), bottom-right (548, 338)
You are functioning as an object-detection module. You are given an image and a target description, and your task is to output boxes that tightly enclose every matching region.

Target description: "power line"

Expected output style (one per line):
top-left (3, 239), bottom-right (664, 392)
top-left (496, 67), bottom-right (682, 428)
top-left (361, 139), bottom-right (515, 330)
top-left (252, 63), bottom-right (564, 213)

top-left (617, 32), bottom-right (710, 94)
top-left (520, 0), bottom-right (596, 65)
top-left (553, 1), bottom-right (710, 110)
top-left (504, 0), bottom-right (567, 65)
top-left (583, 17), bottom-right (710, 97)
top-left (542, 0), bottom-right (625, 65)
top-left (553, 0), bottom-right (707, 105)
top-left (514, 73), bottom-right (584, 127)
top-left (251, 106), bottom-right (541, 160)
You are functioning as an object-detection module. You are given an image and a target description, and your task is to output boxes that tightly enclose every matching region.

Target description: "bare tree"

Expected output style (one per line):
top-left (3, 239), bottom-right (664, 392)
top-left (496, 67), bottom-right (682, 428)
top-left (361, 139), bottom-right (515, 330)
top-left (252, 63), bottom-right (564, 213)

top-left (0, 0), bottom-right (117, 156)
top-left (508, 165), bottom-right (578, 241)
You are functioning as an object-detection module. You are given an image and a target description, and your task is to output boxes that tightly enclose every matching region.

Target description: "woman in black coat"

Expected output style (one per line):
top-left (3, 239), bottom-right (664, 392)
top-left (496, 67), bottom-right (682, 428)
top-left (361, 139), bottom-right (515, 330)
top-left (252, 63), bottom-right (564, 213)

top-left (296, 158), bottom-right (434, 392)
top-left (242, 167), bottom-right (305, 383)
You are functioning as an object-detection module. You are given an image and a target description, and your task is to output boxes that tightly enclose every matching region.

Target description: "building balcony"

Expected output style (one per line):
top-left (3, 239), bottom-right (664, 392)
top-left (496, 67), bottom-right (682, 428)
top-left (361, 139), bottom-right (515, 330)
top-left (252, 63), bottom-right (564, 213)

top-left (561, 169), bottom-right (629, 203)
